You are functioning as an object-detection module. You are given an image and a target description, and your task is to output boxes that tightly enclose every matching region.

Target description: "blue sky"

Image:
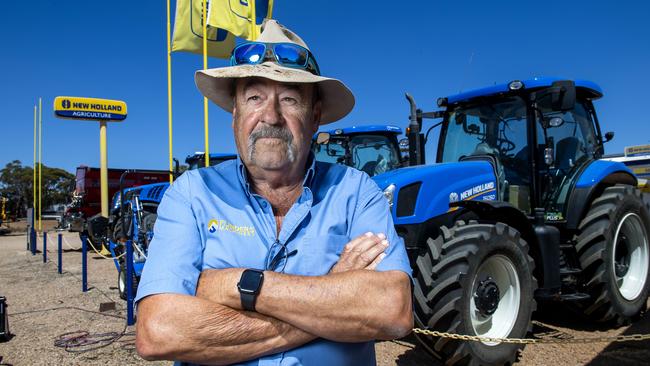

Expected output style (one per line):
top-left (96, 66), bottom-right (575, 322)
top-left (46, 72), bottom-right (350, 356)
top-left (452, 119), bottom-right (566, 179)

top-left (1, 0), bottom-right (649, 173)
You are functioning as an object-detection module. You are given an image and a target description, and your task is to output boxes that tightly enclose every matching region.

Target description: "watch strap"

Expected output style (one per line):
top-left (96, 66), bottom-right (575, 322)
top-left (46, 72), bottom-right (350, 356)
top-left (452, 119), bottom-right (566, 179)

top-left (240, 291), bottom-right (257, 312)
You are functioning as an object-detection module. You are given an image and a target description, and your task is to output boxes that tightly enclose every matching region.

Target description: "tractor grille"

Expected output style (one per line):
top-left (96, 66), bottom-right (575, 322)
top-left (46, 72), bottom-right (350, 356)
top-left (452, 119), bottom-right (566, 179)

top-left (142, 185), bottom-right (166, 201)
top-left (396, 182), bottom-right (421, 217)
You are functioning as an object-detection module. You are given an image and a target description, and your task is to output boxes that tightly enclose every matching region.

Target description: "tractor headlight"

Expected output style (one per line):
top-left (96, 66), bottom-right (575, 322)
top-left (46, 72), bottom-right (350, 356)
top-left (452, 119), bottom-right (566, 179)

top-left (383, 184), bottom-right (396, 208)
top-left (508, 80), bottom-right (524, 90)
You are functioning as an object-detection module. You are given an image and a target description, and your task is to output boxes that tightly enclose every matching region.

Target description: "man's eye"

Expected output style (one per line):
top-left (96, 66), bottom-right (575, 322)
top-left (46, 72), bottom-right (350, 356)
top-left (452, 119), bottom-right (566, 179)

top-left (282, 97), bottom-right (297, 104)
top-left (247, 95), bottom-right (261, 102)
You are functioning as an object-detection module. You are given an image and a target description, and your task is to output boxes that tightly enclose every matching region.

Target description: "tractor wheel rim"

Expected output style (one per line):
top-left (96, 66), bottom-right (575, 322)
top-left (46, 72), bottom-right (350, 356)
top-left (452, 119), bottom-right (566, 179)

top-left (613, 212), bottom-right (649, 301)
top-left (470, 254), bottom-right (521, 346)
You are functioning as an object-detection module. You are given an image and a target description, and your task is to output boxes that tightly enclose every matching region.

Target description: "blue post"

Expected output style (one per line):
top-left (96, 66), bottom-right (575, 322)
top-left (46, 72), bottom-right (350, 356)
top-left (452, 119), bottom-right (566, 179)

top-left (126, 240), bottom-right (135, 325)
top-left (81, 234), bottom-right (88, 292)
top-left (27, 209), bottom-right (33, 251)
top-left (42, 232), bottom-right (47, 263)
top-left (31, 228), bottom-right (36, 255)
top-left (58, 233), bottom-right (62, 274)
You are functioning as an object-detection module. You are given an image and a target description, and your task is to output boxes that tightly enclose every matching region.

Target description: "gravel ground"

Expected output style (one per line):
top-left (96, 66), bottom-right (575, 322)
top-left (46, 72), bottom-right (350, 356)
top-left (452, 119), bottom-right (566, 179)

top-left (1, 229), bottom-right (649, 366)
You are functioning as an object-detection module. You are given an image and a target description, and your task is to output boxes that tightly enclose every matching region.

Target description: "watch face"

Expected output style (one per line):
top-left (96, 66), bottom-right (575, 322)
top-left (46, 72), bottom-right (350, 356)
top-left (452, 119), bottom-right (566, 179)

top-left (239, 270), bottom-right (264, 294)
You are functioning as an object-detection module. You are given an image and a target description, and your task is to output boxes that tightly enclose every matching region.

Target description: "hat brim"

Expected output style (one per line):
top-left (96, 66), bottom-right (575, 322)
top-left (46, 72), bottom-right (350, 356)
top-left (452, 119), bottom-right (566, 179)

top-left (195, 62), bottom-right (354, 124)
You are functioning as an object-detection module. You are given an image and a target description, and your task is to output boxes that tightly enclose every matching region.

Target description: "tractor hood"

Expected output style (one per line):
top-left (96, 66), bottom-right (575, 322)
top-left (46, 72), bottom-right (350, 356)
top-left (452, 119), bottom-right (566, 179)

top-left (372, 161), bottom-right (497, 225)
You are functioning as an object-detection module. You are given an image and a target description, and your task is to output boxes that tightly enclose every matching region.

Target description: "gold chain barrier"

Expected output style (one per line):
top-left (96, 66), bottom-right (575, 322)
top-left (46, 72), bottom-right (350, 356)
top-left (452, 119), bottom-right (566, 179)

top-left (412, 321), bottom-right (650, 344)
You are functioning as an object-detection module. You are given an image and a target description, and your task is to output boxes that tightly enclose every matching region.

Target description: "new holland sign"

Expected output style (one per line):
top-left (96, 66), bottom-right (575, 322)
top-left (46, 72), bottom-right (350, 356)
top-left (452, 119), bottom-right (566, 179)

top-left (54, 96), bottom-right (127, 121)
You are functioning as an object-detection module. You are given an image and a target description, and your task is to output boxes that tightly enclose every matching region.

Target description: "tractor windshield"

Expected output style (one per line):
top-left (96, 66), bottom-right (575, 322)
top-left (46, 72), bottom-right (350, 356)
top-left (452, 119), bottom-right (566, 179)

top-left (440, 96), bottom-right (532, 209)
top-left (441, 96), bottom-right (529, 165)
top-left (313, 134), bottom-right (401, 176)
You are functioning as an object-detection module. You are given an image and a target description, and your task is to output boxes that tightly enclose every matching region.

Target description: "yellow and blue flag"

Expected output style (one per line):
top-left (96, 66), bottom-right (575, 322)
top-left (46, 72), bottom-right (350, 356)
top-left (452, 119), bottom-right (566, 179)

top-left (207, 0), bottom-right (274, 41)
top-left (172, 0), bottom-right (236, 59)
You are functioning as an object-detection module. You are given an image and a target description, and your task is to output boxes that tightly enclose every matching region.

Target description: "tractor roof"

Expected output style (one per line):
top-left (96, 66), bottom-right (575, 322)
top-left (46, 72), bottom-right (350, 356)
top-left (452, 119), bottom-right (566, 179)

top-left (446, 77), bottom-right (603, 105)
top-left (317, 124), bottom-right (403, 138)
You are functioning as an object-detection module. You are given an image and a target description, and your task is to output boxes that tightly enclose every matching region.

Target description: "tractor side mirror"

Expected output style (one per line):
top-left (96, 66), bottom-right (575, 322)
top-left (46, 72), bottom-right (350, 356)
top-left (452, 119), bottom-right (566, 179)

top-left (604, 131), bottom-right (615, 142)
top-left (316, 132), bottom-right (330, 145)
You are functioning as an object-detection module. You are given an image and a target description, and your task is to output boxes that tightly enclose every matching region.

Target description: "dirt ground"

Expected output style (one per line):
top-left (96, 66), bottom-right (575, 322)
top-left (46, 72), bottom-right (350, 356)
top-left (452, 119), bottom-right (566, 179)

top-left (1, 227), bottom-right (649, 366)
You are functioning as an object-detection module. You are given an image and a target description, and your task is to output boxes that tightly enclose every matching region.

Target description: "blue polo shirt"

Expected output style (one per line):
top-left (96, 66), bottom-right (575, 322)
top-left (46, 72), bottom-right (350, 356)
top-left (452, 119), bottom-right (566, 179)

top-left (136, 156), bottom-right (412, 366)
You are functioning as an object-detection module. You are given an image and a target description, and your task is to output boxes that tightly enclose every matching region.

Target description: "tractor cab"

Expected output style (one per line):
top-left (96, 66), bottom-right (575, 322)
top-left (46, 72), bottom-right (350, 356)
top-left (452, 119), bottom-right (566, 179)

top-left (312, 125), bottom-right (404, 177)
top-left (434, 78), bottom-right (610, 219)
top-left (365, 79), bottom-right (645, 366)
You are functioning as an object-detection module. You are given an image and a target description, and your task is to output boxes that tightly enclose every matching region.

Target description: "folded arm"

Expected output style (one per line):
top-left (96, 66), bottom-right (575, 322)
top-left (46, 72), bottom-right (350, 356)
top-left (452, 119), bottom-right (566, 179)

top-left (136, 293), bottom-right (316, 365)
top-left (198, 233), bottom-right (413, 342)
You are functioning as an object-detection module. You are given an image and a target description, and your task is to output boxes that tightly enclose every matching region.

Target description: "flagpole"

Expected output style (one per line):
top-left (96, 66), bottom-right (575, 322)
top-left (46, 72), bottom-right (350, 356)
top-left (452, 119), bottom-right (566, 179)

top-left (167, 0), bottom-right (174, 182)
top-left (250, 0), bottom-right (257, 39)
top-left (202, 0), bottom-right (210, 167)
top-left (268, 0), bottom-right (274, 19)
top-left (33, 105), bottom-right (36, 216)
top-left (38, 97), bottom-right (42, 232)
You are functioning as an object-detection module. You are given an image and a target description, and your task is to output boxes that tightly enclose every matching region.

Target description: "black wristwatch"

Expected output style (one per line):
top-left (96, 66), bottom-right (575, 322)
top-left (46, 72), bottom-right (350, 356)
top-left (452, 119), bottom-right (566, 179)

top-left (237, 269), bottom-right (265, 311)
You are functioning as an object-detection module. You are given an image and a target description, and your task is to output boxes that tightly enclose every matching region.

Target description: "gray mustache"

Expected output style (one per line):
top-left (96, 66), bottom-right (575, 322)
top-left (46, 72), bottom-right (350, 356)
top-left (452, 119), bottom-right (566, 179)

top-left (249, 125), bottom-right (294, 144)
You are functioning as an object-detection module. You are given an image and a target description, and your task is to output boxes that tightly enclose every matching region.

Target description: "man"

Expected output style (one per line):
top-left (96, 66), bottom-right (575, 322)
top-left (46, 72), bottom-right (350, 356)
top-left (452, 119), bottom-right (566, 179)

top-left (135, 20), bottom-right (413, 366)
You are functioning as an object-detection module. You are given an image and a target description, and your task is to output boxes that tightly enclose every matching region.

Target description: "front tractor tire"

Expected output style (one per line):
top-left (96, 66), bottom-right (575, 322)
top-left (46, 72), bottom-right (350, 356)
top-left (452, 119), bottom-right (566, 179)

top-left (575, 184), bottom-right (650, 323)
top-left (413, 221), bottom-right (537, 366)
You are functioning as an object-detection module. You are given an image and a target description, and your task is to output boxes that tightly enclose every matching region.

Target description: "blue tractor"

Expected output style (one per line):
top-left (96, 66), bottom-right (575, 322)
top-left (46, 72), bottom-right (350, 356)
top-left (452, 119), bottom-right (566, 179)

top-left (312, 125), bottom-right (406, 177)
top-left (314, 78), bottom-right (650, 365)
top-left (106, 152), bottom-right (236, 300)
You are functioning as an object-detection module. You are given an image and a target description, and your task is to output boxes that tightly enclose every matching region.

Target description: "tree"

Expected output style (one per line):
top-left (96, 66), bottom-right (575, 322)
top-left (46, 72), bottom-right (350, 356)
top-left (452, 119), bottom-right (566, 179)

top-left (0, 160), bottom-right (74, 217)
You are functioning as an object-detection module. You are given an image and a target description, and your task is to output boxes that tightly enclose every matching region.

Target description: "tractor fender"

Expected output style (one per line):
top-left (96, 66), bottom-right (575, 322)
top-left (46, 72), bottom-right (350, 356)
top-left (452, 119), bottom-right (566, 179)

top-left (450, 200), bottom-right (536, 247)
top-left (565, 159), bottom-right (637, 230)
top-left (372, 161), bottom-right (497, 226)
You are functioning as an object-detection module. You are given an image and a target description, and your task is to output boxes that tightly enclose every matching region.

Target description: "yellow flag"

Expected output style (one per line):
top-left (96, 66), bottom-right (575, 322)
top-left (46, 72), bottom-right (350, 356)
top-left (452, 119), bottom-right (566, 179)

top-left (172, 0), bottom-right (235, 59)
top-left (207, 0), bottom-right (274, 41)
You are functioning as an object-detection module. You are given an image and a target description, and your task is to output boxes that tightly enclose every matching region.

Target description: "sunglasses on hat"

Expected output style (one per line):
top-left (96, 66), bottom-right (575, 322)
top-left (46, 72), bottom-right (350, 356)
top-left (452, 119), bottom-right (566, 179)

top-left (231, 42), bottom-right (321, 76)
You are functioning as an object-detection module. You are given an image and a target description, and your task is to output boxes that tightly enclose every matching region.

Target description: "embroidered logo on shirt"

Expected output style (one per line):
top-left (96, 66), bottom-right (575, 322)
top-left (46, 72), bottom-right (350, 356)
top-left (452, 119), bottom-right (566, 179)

top-left (207, 219), bottom-right (256, 237)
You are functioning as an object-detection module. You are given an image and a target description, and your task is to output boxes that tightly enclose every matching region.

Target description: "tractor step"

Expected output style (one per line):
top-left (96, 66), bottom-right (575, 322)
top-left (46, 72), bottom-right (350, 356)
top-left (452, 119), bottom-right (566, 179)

top-left (559, 292), bottom-right (590, 301)
top-left (559, 244), bottom-right (574, 250)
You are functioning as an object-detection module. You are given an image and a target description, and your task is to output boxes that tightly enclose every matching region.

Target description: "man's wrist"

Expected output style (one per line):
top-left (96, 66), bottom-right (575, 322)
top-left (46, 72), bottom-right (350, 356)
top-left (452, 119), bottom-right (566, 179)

top-left (228, 268), bottom-right (246, 309)
top-left (237, 269), bottom-right (265, 311)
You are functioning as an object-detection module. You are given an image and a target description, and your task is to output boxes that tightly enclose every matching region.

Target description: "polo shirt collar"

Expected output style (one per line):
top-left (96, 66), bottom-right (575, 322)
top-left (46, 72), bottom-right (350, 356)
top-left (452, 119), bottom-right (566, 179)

top-left (236, 153), bottom-right (317, 197)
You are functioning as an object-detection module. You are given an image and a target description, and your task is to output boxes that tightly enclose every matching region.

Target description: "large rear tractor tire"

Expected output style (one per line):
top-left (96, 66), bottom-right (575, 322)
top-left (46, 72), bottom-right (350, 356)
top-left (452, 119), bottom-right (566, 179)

top-left (575, 184), bottom-right (650, 323)
top-left (413, 221), bottom-right (537, 366)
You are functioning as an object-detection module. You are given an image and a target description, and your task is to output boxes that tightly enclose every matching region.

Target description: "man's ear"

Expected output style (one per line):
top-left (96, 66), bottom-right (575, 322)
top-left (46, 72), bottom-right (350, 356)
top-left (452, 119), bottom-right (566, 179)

top-left (232, 105), bottom-right (237, 129)
top-left (311, 100), bottom-right (322, 133)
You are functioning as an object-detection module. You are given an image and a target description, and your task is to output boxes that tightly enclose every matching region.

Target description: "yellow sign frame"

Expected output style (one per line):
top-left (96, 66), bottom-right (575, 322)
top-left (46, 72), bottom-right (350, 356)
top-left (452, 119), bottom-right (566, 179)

top-left (54, 96), bottom-right (127, 121)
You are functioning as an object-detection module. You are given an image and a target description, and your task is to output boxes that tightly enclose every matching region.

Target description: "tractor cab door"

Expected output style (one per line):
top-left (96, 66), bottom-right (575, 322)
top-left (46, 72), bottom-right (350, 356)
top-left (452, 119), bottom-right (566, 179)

top-left (534, 100), bottom-right (600, 217)
top-left (440, 96), bottom-right (533, 212)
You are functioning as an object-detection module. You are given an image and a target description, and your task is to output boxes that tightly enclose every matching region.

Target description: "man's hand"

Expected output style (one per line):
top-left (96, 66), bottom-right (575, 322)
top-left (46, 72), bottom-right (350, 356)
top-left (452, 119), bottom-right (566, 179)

top-left (330, 232), bottom-right (388, 273)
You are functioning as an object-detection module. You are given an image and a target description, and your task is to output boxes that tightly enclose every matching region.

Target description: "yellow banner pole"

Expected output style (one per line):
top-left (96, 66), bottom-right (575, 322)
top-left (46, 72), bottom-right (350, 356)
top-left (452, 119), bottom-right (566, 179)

top-left (167, 0), bottom-right (174, 183)
top-left (33, 105), bottom-right (36, 217)
top-left (99, 121), bottom-right (109, 218)
top-left (251, 0), bottom-right (257, 39)
top-left (38, 97), bottom-right (42, 232)
top-left (268, 0), bottom-right (274, 19)
top-left (202, 0), bottom-right (210, 167)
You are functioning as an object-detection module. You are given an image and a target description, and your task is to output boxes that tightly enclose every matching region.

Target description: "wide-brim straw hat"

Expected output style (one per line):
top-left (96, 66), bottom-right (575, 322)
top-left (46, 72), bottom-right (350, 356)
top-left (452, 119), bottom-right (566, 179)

top-left (195, 20), bottom-right (355, 124)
